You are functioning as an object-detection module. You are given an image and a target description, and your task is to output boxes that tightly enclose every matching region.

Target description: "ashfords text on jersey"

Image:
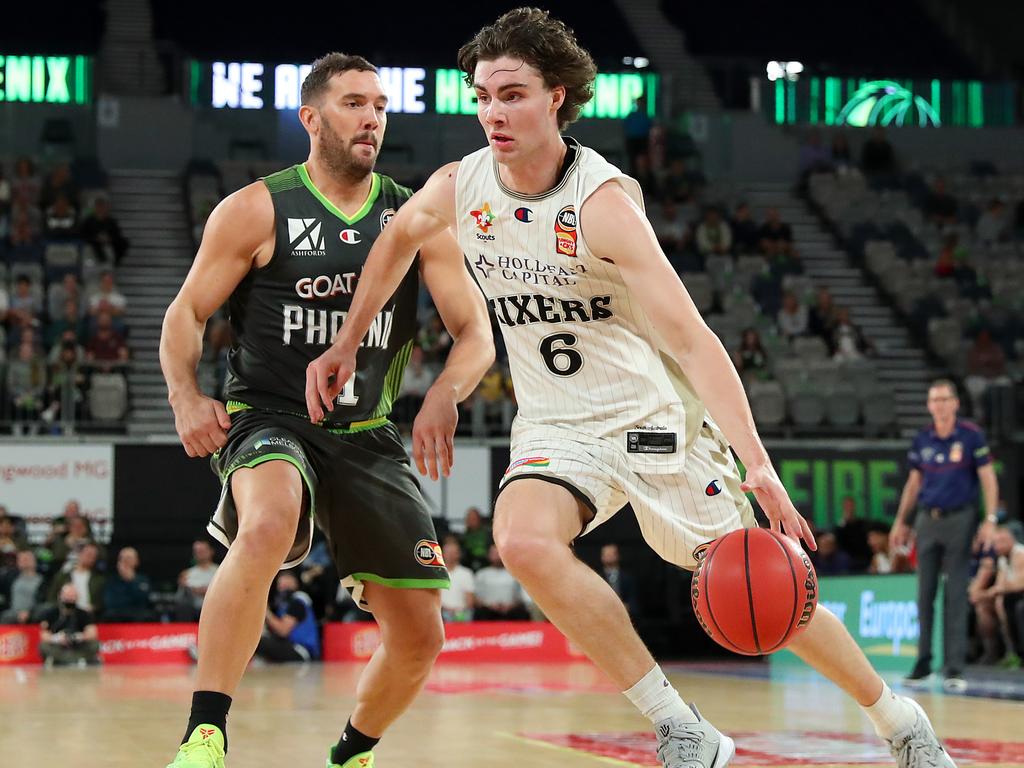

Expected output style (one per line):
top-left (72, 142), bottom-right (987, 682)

top-left (282, 306), bottom-right (395, 348)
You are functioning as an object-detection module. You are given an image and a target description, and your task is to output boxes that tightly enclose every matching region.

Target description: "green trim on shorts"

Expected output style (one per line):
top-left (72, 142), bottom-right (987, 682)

top-left (225, 400), bottom-right (254, 414)
top-left (326, 417), bottom-right (389, 435)
top-left (349, 572), bottom-right (450, 590)
top-left (220, 452), bottom-right (316, 519)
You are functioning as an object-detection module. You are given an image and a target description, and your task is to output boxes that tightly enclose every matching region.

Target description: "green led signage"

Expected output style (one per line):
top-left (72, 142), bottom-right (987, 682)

top-left (0, 55), bottom-right (92, 104)
top-left (765, 75), bottom-right (1014, 128)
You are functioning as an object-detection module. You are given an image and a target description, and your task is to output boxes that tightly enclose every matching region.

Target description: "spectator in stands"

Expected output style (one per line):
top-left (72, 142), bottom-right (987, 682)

top-left (975, 199), bottom-right (1009, 245)
top-left (835, 496), bottom-right (871, 571)
top-left (776, 291), bottom-right (809, 340)
top-left (39, 583), bottom-right (100, 667)
top-left (471, 362), bottom-right (514, 435)
top-left (86, 309), bottom-right (129, 370)
top-left (759, 207), bottom-right (794, 252)
top-left (599, 544), bottom-right (638, 617)
top-left (49, 542), bottom-right (104, 615)
top-left (623, 96), bottom-right (652, 174)
top-left (730, 202), bottom-right (761, 254)
top-left (0, 512), bottom-right (28, 555)
top-left (88, 270), bottom-right (127, 319)
top-left (8, 211), bottom-right (40, 250)
top-left (8, 276), bottom-right (41, 330)
top-left (649, 197), bottom-right (690, 254)
top-left (868, 524), bottom-right (911, 574)
top-left (47, 298), bottom-right (86, 350)
top-left (7, 340), bottom-right (46, 426)
top-left (965, 330), bottom-right (1010, 423)
top-left (969, 545), bottom-right (1000, 663)
top-left (102, 547), bottom-right (153, 622)
top-left (393, 346), bottom-right (436, 425)
top-left (733, 328), bottom-right (769, 380)
top-left (830, 132), bottom-right (853, 171)
top-left (829, 307), bottom-right (874, 361)
top-left (44, 194), bottom-right (78, 239)
top-left (255, 571), bottom-right (320, 663)
top-left (417, 312), bottom-right (452, 365)
top-left (0, 550), bottom-right (44, 624)
top-left (662, 157), bottom-right (702, 203)
top-left (799, 129), bottom-right (833, 177)
top-left (11, 157), bottom-right (40, 204)
top-left (632, 153), bottom-right (660, 199)
top-left (813, 532), bottom-right (852, 576)
top-left (80, 195), bottom-right (129, 265)
top-left (924, 177), bottom-right (959, 227)
top-left (860, 126), bottom-right (897, 178)
top-left (42, 340), bottom-right (85, 428)
top-left (972, 527), bottom-right (1024, 666)
top-left (460, 507), bottom-right (492, 571)
top-left (48, 328), bottom-right (85, 365)
top-left (0, 282), bottom-right (8, 327)
top-left (50, 514), bottom-right (100, 571)
top-left (176, 539), bottom-right (218, 621)
top-left (473, 544), bottom-right (529, 621)
top-left (40, 163), bottom-right (78, 210)
top-left (441, 537), bottom-right (475, 622)
top-left (695, 207), bottom-right (732, 257)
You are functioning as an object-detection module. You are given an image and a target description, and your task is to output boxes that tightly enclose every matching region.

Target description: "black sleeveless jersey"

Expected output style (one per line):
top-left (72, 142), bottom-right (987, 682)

top-left (222, 164), bottom-right (418, 425)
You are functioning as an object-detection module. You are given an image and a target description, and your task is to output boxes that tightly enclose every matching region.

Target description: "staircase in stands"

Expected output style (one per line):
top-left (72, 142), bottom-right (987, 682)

top-left (108, 169), bottom-right (211, 436)
top-left (741, 182), bottom-right (937, 435)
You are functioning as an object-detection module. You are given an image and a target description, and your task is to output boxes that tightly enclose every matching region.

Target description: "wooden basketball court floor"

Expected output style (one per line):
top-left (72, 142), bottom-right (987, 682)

top-left (3, 660), bottom-right (1023, 767)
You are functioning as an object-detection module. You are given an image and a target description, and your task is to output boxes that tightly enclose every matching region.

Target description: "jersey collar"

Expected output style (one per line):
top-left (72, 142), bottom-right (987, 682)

top-left (491, 136), bottom-right (582, 202)
top-left (297, 163), bottom-right (381, 225)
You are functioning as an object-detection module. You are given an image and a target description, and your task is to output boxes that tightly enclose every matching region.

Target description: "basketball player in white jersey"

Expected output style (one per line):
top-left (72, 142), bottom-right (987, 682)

top-left (307, 9), bottom-right (956, 768)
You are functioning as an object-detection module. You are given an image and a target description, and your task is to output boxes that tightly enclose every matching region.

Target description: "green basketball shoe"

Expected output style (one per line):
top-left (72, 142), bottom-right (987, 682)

top-left (166, 725), bottom-right (226, 768)
top-left (326, 747), bottom-right (374, 768)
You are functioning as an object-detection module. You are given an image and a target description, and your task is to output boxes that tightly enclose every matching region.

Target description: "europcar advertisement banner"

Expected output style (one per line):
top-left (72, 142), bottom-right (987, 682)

top-left (771, 574), bottom-right (941, 671)
top-left (0, 444), bottom-right (114, 543)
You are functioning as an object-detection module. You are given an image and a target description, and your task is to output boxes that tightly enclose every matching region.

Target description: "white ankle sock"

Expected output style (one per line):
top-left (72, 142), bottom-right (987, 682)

top-left (623, 666), bottom-right (696, 724)
top-left (862, 682), bottom-right (917, 740)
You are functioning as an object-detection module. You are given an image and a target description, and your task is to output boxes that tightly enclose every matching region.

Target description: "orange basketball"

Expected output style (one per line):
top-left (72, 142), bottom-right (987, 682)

top-left (691, 527), bottom-right (818, 655)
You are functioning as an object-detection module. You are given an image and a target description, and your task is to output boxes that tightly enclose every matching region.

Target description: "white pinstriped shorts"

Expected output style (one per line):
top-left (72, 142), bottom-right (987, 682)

top-left (499, 421), bottom-right (755, 569)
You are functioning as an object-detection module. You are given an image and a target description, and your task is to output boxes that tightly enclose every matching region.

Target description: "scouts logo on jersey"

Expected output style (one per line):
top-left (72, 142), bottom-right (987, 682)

top-left (554, 205), bottom-right (577, 256)
top-left (514, 206), bottom-right (534, 222)
top-left (380, 207), bottom-right (396, 230)
top-left (950, 442), bottom-right (963, 463)
top-left (470, 202), bottom-right (497, 233)
top-left (288, 218), bottom-right (326, 256)
top-left (414, 539), bottom-right (445, 567)
top-left (505, 456), bottom-right (550, 474)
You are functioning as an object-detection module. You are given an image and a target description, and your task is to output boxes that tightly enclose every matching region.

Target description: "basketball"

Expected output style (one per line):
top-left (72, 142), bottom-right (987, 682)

top-left (691, 528), bottom-right (818, 655)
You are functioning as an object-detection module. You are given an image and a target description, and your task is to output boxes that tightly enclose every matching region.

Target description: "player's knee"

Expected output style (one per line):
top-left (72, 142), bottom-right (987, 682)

top-left (383, 616), bottom-right (444, 668)
top-left (495, 530), bottom-right (558, 582)
top-left (234, 509), bottom-right (297, 562)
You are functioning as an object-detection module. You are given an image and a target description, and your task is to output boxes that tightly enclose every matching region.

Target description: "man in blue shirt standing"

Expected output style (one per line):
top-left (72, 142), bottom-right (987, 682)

top-left (890, 379), bottom-right (1000, 690)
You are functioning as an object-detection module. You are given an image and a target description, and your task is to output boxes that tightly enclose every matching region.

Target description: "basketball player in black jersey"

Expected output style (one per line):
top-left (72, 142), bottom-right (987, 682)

top-left (160, 53), bottom-right (493, 768)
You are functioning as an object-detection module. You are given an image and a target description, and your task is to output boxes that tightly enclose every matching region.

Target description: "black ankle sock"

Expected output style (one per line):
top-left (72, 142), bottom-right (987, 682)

top-left (183, 691), bottom-right (232, 752)
top-left (331, 720), bottom-right (380, 765)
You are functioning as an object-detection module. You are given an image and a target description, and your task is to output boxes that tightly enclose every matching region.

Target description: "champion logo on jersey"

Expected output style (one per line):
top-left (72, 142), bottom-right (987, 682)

top-left (705, 480), bottom-right (722, 496)
top-left (287, 218), bottom-right (326, 255)
top-left (380, 207), bottom-right (396, 230)
top-left (470, 202), bottom-right (497, 233)
top-left (505, 456), bottom-right (550, 474)
top-left (514, 206), bottom-right (534, 222)
top-left (554, 205), bottom-right (577, 257)
top-left (339, 228), bottom-right (361, 244)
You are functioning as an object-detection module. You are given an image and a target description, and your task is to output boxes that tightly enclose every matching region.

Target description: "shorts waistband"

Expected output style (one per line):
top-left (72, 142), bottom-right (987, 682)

top-left (919, 503), bottom-right (974, 519)
top-left (225, 400), bottom-right (388, 433)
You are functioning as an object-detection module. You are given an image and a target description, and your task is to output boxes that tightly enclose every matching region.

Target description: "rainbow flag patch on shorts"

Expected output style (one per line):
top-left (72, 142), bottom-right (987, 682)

top-left (506, 456), bottom-right (551, 474)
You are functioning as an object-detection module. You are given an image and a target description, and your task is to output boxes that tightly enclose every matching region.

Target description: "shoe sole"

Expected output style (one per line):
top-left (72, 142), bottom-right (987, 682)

top-left (905, 698), bottom-right (958, 768)
top-left (712, 733), bottom-right (736, 768)
top-left (901, 674), bottom-right (932, 688)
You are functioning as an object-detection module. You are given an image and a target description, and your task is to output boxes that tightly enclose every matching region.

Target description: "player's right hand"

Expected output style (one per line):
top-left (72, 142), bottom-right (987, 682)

top-left (741, 463), bottom-right (817, 550)
top-left (172, 393), bottom-right (231, 457)
top-left (305, 343), bottom-right (357, 422)
top-left (889, 520), bottom-right (912, 551)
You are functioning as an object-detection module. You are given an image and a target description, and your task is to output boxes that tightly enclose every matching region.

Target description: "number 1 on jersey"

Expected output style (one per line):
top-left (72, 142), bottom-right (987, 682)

top-left (336, 370), bottom-right (359, 406)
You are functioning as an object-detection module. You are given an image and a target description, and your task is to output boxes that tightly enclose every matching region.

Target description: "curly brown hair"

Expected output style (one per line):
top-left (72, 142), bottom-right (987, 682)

top-left (457, 8), bottom-right (597, 130)
top-left (301, 52), bottom-right (377, 106)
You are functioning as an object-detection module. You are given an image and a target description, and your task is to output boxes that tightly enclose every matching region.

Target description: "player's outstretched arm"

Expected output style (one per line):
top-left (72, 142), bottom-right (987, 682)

top-left (413, 228), bottom-right (496, 480)
top-left (160, 183), bottom-right (272, 457)
top-left (580, 182), bottom-right (816, 549)
top-left (305, 162), bottom-right (460, 421)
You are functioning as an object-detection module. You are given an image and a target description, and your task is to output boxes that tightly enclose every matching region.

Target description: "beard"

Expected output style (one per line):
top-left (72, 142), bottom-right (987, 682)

top-left (319, 118), bottom-right (377, 183)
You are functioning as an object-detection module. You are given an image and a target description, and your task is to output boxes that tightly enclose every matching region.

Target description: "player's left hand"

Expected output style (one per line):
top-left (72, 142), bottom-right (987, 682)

top-left (412, 383), bottom-right (458, 481)
top-left (741, 463), bottom-right (817, 551)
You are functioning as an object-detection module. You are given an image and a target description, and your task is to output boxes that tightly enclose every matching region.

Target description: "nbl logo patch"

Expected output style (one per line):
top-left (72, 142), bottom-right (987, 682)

top-left (554, 205), bottom-right (577, 257)
top-left (287, 218), bottom-right (326, 256)
top-left (414, 539), bottom-right (445, 567)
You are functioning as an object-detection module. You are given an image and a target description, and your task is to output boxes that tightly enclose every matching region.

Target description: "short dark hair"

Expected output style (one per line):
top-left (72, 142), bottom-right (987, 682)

top-left (457, 7), bottom-right (597, 130)
top-left (301, 52), bottom-right (378, 106)
top-left (929, 378), bottom-right (958, 398)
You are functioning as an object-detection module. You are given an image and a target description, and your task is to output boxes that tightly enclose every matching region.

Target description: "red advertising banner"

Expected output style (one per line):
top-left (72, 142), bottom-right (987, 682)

top-left (0, 625), bottom-right (41, 664)
top-left (324, 622), bottom-right (586, 663)
top-left (98, 623), bottom-right (198, 664)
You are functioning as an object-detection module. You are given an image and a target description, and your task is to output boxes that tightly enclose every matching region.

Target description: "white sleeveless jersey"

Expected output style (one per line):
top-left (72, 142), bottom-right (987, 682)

top-left (455, 138), bottom-right (707, 470)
